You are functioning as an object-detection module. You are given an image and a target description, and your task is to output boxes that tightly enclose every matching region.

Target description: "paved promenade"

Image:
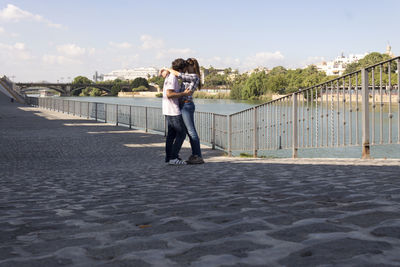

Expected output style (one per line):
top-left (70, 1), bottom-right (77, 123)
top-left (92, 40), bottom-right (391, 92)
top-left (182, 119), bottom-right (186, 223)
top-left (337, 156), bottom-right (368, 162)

top-left (1, 94), bottom-right (400, 267)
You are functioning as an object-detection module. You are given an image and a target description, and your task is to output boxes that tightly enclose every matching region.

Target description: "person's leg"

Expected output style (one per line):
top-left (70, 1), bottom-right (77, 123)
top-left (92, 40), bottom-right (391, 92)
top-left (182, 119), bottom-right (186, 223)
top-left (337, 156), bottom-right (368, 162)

top-left (170, 115), bottom-right (187, 159)
top-left (181, 102), bottom-right (202, 158)
top-left (165, 116), bottom-right (176, 162)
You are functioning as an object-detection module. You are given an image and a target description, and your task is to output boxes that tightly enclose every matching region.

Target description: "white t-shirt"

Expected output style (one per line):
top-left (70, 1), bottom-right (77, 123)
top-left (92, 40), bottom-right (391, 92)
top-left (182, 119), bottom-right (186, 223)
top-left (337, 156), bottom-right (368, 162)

top-left (162, 74), bottom-right (181, 116)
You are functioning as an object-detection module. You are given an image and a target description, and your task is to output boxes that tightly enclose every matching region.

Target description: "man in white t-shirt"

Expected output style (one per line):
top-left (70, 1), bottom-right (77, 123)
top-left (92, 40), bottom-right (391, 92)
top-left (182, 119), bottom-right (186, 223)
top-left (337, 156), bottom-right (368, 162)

top-left (161, 59), bottom-right (192, 165)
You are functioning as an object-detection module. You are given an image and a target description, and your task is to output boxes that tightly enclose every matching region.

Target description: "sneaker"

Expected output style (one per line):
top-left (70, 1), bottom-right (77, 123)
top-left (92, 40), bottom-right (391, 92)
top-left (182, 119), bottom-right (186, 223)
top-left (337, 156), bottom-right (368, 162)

top-left (169, 158), bottom-right (187, 165)
top-left (187, 155), bottom-right (204, 164)
top-left (165, 157), bottom-right (182, 164)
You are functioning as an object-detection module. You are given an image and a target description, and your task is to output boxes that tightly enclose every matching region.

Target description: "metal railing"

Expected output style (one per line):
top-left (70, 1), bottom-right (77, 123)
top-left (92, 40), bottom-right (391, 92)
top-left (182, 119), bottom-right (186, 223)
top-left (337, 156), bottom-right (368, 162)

top-left (25, 56), bottom-right (399, 158)
top-left (25, 97), bottom-right (227, 151)
top-left (226, 56), bottom-right (399, 158)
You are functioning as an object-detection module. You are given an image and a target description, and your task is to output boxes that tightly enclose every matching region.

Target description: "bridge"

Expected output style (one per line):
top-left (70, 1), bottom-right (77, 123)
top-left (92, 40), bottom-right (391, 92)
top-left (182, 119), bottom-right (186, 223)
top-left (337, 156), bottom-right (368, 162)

top-left (16, 82), bottom-right (114, 96)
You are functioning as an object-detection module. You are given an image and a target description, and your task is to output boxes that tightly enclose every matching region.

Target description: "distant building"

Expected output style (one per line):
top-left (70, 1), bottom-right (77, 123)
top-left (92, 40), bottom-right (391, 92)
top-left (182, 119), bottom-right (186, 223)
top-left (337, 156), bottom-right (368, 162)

top-left (103, 67), bottom-right (159, 81)
top-left (93, 71), bottom-right (104, 82)
top-left (386, 44), bottom-right (395, 58)
top-left (315, 53), bottom-right (367, 76)
top-left (246, 67), bottom-right (270, 75)
top-left (201, 68), bottom-right (226, 83)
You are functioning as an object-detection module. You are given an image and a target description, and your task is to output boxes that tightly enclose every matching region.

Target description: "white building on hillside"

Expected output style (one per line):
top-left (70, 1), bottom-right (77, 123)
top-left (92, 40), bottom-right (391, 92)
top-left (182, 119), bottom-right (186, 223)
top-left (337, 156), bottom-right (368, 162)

top-left (103, 67), bottom-right (159, 81)
top-left (315, 53), bottom-right (367, 76)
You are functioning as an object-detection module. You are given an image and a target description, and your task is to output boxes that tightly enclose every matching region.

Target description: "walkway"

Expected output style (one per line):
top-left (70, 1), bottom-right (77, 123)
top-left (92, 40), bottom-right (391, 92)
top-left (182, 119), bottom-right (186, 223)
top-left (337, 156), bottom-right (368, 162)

top-left (1, 93), bottom-right (400, 266)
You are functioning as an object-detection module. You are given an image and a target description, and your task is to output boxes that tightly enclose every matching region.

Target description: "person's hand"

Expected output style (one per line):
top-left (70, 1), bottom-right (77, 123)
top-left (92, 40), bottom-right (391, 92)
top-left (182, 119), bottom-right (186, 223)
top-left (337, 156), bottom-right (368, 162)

top-left (159, 69), bottom-right (169, 78)
top-left (183, 88), bottom-right (192, 96)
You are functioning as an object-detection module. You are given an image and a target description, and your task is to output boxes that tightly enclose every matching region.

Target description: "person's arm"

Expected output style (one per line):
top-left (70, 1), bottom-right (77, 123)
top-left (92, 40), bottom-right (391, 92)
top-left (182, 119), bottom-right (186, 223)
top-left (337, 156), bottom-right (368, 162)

top-left (166, 88), bottom-right (191, 98)
top-left (179, 73), bottom-right (200, 92)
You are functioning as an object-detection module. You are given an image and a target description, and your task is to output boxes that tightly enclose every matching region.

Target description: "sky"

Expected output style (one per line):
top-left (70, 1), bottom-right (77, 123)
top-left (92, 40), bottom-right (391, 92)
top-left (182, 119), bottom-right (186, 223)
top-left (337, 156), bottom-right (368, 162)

top-left (0, 0), bottom-right (399, 82)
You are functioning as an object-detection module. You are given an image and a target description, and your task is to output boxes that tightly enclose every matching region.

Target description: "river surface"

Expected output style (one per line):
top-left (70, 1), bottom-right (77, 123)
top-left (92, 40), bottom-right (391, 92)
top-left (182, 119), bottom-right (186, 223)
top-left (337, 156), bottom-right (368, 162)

top-left (60, 96), bottom-right (263, 115)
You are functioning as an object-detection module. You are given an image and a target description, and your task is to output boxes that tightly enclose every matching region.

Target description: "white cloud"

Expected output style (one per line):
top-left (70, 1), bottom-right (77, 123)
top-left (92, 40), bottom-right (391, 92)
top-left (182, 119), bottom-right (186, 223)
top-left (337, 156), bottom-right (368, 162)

top-left (301, 56), bottom-right (325, 67)
top-left (140, 34), bottom-right (164, 50)
top-left (0, 4), bottom-right (62, 28)
top-left (198, 56), bottom-right (241, 69)
top-left (56, 44), bottom-right (86, 57)
top-left (42, 54), bottom-right (80, 65)
top-left (109, 41), bottom-right (132, 49)
top-left (0, 42), bottom-right (33, 60)
top-left (168, 48), bottom-right (195, 55)
top-left (243, 51), bottom-right (285, 69)
top-left (0, 26), bottom-right (4, 34)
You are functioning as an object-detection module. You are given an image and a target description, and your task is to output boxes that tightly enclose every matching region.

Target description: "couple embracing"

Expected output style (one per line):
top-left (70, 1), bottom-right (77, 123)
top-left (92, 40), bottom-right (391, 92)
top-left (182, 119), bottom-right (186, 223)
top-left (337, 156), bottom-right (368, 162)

top-left (160, 58), bottom-right (204, 165)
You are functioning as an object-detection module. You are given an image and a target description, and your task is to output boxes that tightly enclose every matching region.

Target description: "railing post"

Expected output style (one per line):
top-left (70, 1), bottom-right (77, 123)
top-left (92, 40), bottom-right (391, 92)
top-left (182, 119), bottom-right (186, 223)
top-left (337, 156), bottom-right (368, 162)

top-left (87, 102), bottom-right (89, 119)
top-left (116, 104), bottom-right (119, 126)
top-left (292, 93), bottom-right (298, 158)
top-left (361, 68), bottom-right (371, 159)
top-left (105, 104), bottom-right (107, 123)
top-left (95, 103), bottom-right (98, 122)
top-left (227, 114), bottom-right (232, 156)
top-left (145, 107), bottom-right (148, 132)
top-left (253, 107), bottom-right (258, 157)
top-left (129, 106), bottom-right (132, 129)
top-left (212, 113), bottom-right (216, 150)
top-left (67, 100), bottom-right (69, 114)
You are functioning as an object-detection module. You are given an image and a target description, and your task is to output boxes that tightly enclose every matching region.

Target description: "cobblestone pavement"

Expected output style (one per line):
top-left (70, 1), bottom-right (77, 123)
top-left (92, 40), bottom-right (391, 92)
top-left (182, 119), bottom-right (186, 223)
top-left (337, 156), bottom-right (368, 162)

top-left (1, 95), bottom-right (400, 267)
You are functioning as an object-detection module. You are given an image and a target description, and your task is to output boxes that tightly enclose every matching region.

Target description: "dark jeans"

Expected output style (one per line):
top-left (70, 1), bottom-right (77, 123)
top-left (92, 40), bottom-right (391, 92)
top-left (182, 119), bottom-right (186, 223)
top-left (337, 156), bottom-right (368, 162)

top-left (165, 115), bottom-right (187, 162)
top-left (181, 101), bottom-right (202, 157)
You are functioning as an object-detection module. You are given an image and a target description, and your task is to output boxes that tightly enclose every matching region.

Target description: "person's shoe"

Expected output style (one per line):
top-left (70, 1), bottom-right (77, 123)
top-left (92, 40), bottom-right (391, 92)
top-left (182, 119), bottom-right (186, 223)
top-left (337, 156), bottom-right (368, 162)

top-left (165, 157), bottom-right (182, 164)
top-left (169, 158), bottom-right (187, 165)
top-left (187, 155), bottom-right (204, 164)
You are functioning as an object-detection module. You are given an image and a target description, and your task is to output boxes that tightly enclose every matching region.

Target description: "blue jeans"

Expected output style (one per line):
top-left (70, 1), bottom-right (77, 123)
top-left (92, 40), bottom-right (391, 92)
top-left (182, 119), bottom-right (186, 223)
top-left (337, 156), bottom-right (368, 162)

top-left (165, 115), bottom-right (186, 162)
top-left (181, 101), bottom-right (202, 157)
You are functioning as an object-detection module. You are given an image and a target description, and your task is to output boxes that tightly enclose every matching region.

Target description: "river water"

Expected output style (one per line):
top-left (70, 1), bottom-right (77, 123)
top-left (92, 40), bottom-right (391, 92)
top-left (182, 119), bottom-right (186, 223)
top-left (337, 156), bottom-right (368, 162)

top-left (59, 96), bottom-right (262, 115)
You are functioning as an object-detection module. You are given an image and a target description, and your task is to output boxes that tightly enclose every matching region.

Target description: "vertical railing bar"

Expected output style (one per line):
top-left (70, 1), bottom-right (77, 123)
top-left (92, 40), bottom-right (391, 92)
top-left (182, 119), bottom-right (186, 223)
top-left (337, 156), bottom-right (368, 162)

top-left (253, 107), bottom-right (258, 157)
top-left (397, 59), bottom-right (400, 144)
top-left (145, 106), bottom-right (148, 132)
top-left (361, 68), bottom-right (371, 159)
top-left (372, 67), bottom-right (375, 144)
top-left (349, 75), bottom-right (353, 145)
top-left (388, 63), bottom-right (392, 144)
top-left (380, 64), bottom-right (383, 144)
top-left (356, 73), bottom-right (359, 145)
top-left (342, 77), bottom-right (346, 146)
top-left (311, 88), bottom-right (314, 147)
top-left (292, 93), bottom-right (298, 158)
top-left (336, 80), bottom-right (340, 146)
top-left (212, 113), bottom-right (216, 150)
top-left (228, 114), bottom-right (232, 156)
top-left (330, 82), bottom-right (334, 147)
top-left (307, 90), bottom-right (310, 147)
top-left (116, 104), bottom-right (119, 126)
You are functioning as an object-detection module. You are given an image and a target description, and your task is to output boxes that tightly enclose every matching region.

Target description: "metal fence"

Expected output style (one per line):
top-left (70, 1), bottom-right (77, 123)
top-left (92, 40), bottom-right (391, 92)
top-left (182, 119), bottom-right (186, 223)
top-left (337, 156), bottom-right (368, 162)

top-left (25, 97), bottom-right (227, 151)
top-left (25, 56), bottom-right (399, 158)
top-left (227, 56), bottom-right (399, 158)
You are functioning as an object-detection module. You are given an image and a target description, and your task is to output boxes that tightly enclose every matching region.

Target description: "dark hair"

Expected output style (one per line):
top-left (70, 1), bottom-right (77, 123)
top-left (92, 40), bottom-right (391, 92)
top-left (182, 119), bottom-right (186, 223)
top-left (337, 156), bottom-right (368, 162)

top-left (186, 58), bottom-right (201, 89)
top-left (171, 58), bottom-right (187, 72)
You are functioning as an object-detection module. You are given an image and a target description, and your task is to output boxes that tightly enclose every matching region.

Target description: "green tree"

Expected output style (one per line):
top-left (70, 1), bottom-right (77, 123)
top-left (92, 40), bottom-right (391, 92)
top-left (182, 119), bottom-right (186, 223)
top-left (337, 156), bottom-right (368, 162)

top-left (148, 75), bottom-right (165, 90)
top-left (131, 77), bottom-right (149, 89)
top-left (111, 83), bottom-right (122, 96)
top-left (72, 76), bottom-right (92, 85)
top-left (132, 85), bottom-right (148, 92)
